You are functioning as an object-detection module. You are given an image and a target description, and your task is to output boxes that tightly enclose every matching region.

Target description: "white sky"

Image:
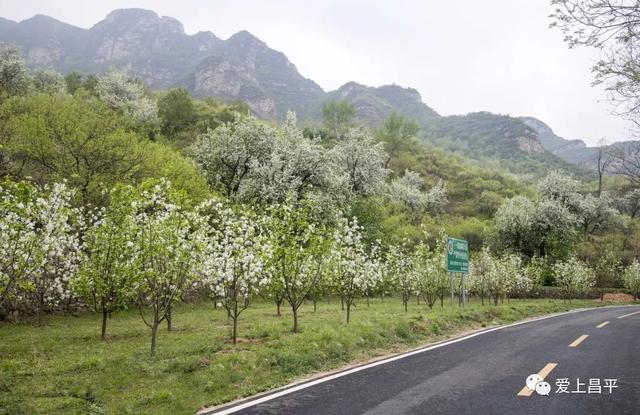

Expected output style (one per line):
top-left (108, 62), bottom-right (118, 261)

top-left (0, 0), bottom-right (632, 145)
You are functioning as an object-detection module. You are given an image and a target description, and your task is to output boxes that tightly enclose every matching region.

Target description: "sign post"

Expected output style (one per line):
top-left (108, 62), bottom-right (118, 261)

top-left (446, 237), bottom-right (469, 307)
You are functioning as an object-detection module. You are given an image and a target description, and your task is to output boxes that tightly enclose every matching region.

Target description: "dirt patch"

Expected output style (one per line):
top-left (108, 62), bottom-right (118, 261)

top-left (602, 293), bottom-right (636, 302)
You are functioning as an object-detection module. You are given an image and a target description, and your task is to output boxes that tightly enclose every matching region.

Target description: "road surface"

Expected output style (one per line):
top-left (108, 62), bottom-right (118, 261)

top-left (201, 305), bottom-right (640, 415)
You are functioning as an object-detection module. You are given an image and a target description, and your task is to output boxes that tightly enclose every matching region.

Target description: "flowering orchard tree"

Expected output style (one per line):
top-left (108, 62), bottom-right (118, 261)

top-left (386, 170), bottom-right (448, 215)
top-left (129, 180), bottom-right (201, 356)
top-left (484, 254), bottom-right (523, 306)
top-left (330, 128), bottom-right (389, 198)
top-left (27, 183), bottom-right (82, 319)
top-left (577, 192), bottom-right (621, 235)
top-left (191, 115), bottom-right (275, 199)
top-left (412, 240), bottom-right (448, 309)
top-left (554, 257), bottom-right (596, 302)
top-left (362, 242), bottom-right (383, 306)
top-left (73, 185), bottom-right (139, 340)
top-left (468, 248), bottom-right (493, 305)
top-left (0, 182), bottom-right (84, 321)
top-left (96, 69), bottom-right (158, 127)
top-left (0, 44), bottom-right (30, 98)
top-left (622, 259), bottom-right (640, 300)
top-left (385, 242), bottom-right (415, 311)
top-left (536, 170), bottom-right (582, 212)
top-left (265, 273), bottom-right (286, 317)
top-left (267, 199), bottom-right (327, 332)
top-left (329, 217), bottom-right (372, 323)
top-left (243, 112), bottom-right (330, 205)
top-left (503, 254), bottom-right (533, 299)
top-left (197, 200), bottom-right (271, 344)
top-left (0, 181), bottom-right (40, 311)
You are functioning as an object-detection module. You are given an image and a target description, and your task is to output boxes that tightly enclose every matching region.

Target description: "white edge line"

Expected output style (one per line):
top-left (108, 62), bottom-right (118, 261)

top-left (199, 304), bottom-right (640, 415)
top-left (617, 309), bottom-right (640, 319)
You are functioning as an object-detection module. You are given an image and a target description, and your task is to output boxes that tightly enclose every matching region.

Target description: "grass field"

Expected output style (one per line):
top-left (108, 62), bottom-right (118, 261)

top-left (0, 297), bottom-right (625, 415)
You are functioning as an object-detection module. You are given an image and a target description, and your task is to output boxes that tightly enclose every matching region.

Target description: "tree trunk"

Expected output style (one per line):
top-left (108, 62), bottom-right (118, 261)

top-left (101, 310), bottom-right (108, 341)
top-left (346, 303), bottom-right (351, 323)
top-left (313, 299), bottom-right (317, 312)
top-left (232, 316), bottom-right (238, 345)
top-left (150, 321), bottom-right (159, 356)
top-left (366, 295), bottom-right (370, 307)
top-left (292, 306), bottom-right (299, 333)
top-left (494, 297), bottom-right (498, 306)
top-left (166, 304), bottom-right (172, 331)
top-left (341, 297), bottom-right (344, 311)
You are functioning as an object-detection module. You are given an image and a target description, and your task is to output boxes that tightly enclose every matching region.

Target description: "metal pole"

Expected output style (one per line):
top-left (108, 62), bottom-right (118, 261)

top-left (462, 272), bottom-right (466, 307)
top-left (449, 272), bottom-right (454, 306)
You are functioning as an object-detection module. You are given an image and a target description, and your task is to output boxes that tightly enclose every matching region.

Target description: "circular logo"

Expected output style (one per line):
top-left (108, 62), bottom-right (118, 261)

top-left (447, 240), bottom-right (454, 255)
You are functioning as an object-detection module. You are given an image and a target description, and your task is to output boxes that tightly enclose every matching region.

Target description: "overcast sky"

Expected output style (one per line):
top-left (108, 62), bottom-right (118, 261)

top-left (0, 0), bottom-right (632, 145)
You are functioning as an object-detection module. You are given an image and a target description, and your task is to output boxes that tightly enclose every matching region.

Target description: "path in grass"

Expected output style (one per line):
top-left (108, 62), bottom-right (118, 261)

top-left (0, 298), bottom-right (620, 415)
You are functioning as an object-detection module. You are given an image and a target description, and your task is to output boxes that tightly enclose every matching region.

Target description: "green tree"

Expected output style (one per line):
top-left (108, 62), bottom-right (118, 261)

top-left (377, 112), bottom-right (419, 163)
top-left (321, 100), bottom-right (355, 138)
top-left (31, 69), bottom-right (66, 95)
top-left (193, 98), bottom-right (250, 132)
top-left (64, 72), bottom-right (84, 95)
top-left (158, 88), bottom-right (195, 136)
top-left (1, 93), bottom-right (145, 205)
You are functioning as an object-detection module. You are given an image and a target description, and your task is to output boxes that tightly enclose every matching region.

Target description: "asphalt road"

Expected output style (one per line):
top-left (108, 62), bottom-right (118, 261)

top-left (202, 305), bottom-right (640, 415)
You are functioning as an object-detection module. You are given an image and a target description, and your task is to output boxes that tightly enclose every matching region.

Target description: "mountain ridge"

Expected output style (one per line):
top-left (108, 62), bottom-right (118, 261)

top-left (0, 8), bottom-right (622, 177)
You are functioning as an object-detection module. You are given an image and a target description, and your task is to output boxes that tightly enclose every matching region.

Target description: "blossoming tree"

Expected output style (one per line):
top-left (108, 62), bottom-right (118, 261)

top-left (129, 180), bottom-right (201, 356)
top-left (198, 200), bottom-right (271, 344)
top-left (623, 259), bottom-right (640, 300)
top-left (385, 241), bottom-right (415, 311)
top-left (554, 257), bottom-right (595, 302)
top-left (0, 181), bottom-right (83, 321)
top-left (329, 217), bottom-right (372, 323)
top-left (266, 199), bottom-right (327, 332)
top-left (73, 185), bottom-right (139, 340)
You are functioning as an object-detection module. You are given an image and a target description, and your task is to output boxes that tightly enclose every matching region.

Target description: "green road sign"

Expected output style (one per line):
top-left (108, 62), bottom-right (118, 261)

top-left (446, 237), bottom-right (469, 273)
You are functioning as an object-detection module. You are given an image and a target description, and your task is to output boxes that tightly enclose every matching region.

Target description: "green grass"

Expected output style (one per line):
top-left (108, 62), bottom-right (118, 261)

top-left (0, 297), bottom-right (624, 415)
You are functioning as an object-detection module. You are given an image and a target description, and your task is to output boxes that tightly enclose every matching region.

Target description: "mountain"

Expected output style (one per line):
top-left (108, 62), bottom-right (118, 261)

top-left (520, 116), bottom-right (640, 173)
top-left (0, 9), bottom-right (323, 118)
top-left (0, 8), bottom-right (603, 177)
top-left (183, 30), bottom-right (324, 119)
top-left (326, 81), bottom-right (439, 126)
top-left (0, 17), bottom-right (16, 35)
top-left (422, 112), bottom-right (587, 178)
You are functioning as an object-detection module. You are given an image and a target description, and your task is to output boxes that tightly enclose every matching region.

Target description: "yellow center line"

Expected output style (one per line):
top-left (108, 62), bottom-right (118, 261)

top-left (568, 334), bottom-right (589, 347)
top-left (517, 363), bottom-right (558, 397)
top-left (617, 310), bottom-right (640, 319)
top-left (596, 321), bottom-right (609, 328)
